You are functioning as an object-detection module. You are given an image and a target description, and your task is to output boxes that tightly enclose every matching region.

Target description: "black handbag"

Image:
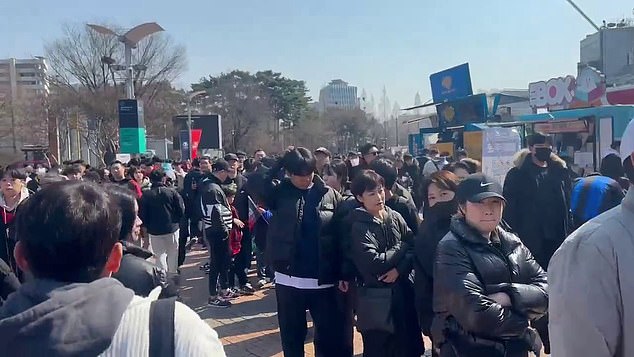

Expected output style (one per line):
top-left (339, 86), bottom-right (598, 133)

top-left (355, 286), bottom-right (394, 333)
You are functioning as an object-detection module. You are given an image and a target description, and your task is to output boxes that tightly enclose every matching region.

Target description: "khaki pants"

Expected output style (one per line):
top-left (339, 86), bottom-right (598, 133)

top-left (149, 230), bottom-right (179, 273)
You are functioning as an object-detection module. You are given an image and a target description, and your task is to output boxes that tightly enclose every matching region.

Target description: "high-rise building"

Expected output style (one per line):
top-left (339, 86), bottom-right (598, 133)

top-left (580, 20), bottom-right (634, 86)
top-left (0, 57), bottom-right (49, 153)
top-left (318, 79), bottom-right (359, 112)
top-left (0, 57), bottom-right (49, 100)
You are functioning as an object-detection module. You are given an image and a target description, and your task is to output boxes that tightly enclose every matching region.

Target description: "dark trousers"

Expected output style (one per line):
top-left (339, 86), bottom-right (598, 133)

top-left (338, 287), bottom-right (355, 357)
top-left (361, 331), bottom-right (398, 357)
top-left (230, 231), bottom-right (252, 287)
top-left (228, 256), bottom-right (248, 287)
top-left (276, 284), bottom-right (346, 357)
top-left (177, 217), bottom-right (189, 267)
top-left (207, 233), bottom-right (230, 296)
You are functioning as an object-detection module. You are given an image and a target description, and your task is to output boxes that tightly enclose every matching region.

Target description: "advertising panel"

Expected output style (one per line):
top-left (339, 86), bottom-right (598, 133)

top-left (430, 63), bottom-right (473, 103)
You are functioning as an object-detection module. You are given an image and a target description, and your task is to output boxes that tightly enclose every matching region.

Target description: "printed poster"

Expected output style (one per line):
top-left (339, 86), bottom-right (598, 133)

top-left (482, 127), bottom-right (522, 185)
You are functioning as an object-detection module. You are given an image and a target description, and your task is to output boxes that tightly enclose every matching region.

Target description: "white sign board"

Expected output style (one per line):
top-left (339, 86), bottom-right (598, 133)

top-left (115, 153), bottom-right (131, 164)
top-left (481, 127), bottom-right (522, 185)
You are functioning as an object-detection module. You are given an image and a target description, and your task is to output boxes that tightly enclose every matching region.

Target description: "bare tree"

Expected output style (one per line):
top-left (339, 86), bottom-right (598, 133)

top-left (45, 22), bottom-right (187, 163)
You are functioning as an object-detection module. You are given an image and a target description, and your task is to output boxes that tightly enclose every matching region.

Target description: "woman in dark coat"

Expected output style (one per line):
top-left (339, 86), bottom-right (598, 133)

top-left (349, 170), bottom-right (423, 357)
top-left (432, 173), bottom-right (547, 357)
top-left (414, 171), bottom-right (459, 351)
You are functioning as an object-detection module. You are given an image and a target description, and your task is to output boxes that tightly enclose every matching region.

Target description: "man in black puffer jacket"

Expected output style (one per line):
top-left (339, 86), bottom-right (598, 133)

top-left (261, 148), bottom-right (345, 357)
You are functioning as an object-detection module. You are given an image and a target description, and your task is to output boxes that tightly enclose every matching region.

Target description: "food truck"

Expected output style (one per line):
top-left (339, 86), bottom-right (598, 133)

top-left (520, 105), bottom-right (634, 174)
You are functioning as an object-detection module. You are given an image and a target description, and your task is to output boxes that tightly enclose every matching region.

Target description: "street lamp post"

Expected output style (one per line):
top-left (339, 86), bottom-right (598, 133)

top-left (87, 23), bottom-right (165, 99)
top-left (187, 90), bottom-right (207, 160)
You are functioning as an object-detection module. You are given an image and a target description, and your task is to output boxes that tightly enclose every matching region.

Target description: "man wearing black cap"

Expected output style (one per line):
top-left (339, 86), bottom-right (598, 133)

top-left (223, 153), bottom-right (255, 295)
top-left (349, 143), bottom-right (379, 181)
top-left (198, 159), bottom-right (234, 308)
top-left (503, 132), bottom-right (572, 270)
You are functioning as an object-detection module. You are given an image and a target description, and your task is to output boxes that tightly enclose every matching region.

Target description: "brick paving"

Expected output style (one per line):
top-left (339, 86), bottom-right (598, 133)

top-left (179, 247), bottom-right (544, 357)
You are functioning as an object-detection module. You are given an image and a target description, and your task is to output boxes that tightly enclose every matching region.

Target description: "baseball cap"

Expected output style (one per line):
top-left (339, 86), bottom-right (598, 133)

top-left (212, 159), bottom-right (231, 172)
top-left (456, 173), bottom-right (505, 203)
top-left (224, 153), bottom-right (239, 162)
top-left (236, 150), bottom-right (247, 158)
top-left (620, 119), bottom-right (634, 163)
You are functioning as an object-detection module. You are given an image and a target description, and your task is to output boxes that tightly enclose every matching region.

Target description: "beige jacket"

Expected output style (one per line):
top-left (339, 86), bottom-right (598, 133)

top-left (548, 188), bottom-right (634, 357)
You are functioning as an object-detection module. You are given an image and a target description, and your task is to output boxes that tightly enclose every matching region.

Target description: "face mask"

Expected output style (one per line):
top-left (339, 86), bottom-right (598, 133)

top-left (36, 168), bottom-right (47, 176)
top-left (534, 147), bottom-right (552, 162)
top-left (350, 158), bottom-right (359, 167)
top-left (428, 199), bottom-right (458, 219)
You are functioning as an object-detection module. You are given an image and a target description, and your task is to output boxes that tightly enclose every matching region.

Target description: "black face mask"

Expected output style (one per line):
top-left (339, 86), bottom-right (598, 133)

top-left (534, 147), bottom-right (552, 162)
top-left (427, 199), bottom-right (458, 220)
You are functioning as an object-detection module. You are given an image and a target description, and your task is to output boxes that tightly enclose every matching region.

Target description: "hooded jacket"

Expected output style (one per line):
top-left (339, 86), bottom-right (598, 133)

top-left (349, 206), bottom-right (414, 288)
top-left (432, 218), bottom-right (548, 356)
top-left (548, 188), bottom-right (634, 357)
top-left (0, 278), bottom-right (225, 356)
top-left (503, 149), bottom-right (572, 269)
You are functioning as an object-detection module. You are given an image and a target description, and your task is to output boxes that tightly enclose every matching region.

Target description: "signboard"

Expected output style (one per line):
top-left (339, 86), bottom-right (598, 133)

top-left (118, 99), bottom-right (147, 154)
top-left (481, 127), bottom-right (522, 185)
top-left (173, 115), bottom-right (222, 150)
top-left (430, 63), bottom-right (473, 103)
top-left (437, 94), bottom-right (488, 129)
top-left (408, 133), bottom-right (423, 156)
top-left (534, 120), bottom-right (589, 133)
top-left (179, 130), bottom-right (190, 161)
top-left (529, 66), bottom-right (608, 110)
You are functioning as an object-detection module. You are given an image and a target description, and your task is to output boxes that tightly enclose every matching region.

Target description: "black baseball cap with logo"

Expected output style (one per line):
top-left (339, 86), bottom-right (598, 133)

top-left (456, 173), bottom-right (505, 203)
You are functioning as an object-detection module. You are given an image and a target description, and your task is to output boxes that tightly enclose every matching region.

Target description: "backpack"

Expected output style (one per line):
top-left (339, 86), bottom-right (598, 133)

top-left (149, 297), bottom-right (176, 357)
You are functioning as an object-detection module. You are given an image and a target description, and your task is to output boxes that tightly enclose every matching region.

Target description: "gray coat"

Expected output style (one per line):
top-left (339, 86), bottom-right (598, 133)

top-left (549, 188), bottom-right (634, 357)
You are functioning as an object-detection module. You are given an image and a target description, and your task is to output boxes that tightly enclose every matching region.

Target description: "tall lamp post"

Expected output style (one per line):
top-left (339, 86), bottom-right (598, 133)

top-left (187, 90), bottom-right (208, 160)
top-left (87, 23), bottom-right (165, 99)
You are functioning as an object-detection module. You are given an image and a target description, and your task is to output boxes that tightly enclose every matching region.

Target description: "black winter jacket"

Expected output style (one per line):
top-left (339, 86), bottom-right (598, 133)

top-left (198, 174), bottom-right (231, 238)
top-left (414, 199), bottom-right (457, 335)
top-left (349, 207), bottom-right (414, 288)
top-left (263, 175), bottom-right (342, 285)
top-left (112, 241), bottom-right (178, 298)
top-left (503, 150), bottom-right (572, 268)
top-left (332, 191), bottom-right (359, 282)
top-left (138, 183), bottom-right (185, 235)
top-left (182, 168), bottom-right (204, 217)
top-left (432, 218), bottom-right (548, 356)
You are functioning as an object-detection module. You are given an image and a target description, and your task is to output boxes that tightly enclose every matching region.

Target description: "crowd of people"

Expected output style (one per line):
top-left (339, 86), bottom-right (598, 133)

top-left (0, 119), bottom-right (634, 356)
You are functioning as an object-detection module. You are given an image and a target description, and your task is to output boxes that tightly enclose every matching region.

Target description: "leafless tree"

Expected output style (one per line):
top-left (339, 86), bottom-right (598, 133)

top-left (45, 22), bottom-right (187, 163)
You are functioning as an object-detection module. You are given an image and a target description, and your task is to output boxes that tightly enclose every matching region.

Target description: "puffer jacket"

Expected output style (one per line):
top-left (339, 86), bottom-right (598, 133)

top-left (414, 199), bottom-right (457, 336)
top-left (264, 175), bottom-right (342, 285)
top-left (349, 207), bottom-right (414, 288)
top-left (432, 217), bottom-right (548, 356)
top-left (332, 190), bottom-right (359, 282)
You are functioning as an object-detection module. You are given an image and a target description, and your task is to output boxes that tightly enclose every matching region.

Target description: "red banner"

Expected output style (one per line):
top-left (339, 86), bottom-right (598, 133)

top-left (191, 129), bottom-right (202, 159)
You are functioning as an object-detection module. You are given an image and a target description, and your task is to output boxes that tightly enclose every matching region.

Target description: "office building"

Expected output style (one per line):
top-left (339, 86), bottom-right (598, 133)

top-left (0, 57), bottom-right (49, 154)
top-left (580, 20), bottom-right (634, 86)
top-left (318, 79), bottom-right (360, 112)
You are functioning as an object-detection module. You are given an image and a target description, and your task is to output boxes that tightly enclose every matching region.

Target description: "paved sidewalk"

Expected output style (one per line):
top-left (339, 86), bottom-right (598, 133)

top-left (179, 247), bottom-right (553, 357)
top-left (179, 248), bottom-right (367, 356)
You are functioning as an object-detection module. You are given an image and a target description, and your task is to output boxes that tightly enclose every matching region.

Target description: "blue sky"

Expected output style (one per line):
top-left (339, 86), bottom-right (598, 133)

top-left (1, 0), bottom-right (632, 107)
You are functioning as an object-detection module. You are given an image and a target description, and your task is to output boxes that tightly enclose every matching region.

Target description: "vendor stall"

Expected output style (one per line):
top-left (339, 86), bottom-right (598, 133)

top-left (520, 105), bottom-right (634, 174)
